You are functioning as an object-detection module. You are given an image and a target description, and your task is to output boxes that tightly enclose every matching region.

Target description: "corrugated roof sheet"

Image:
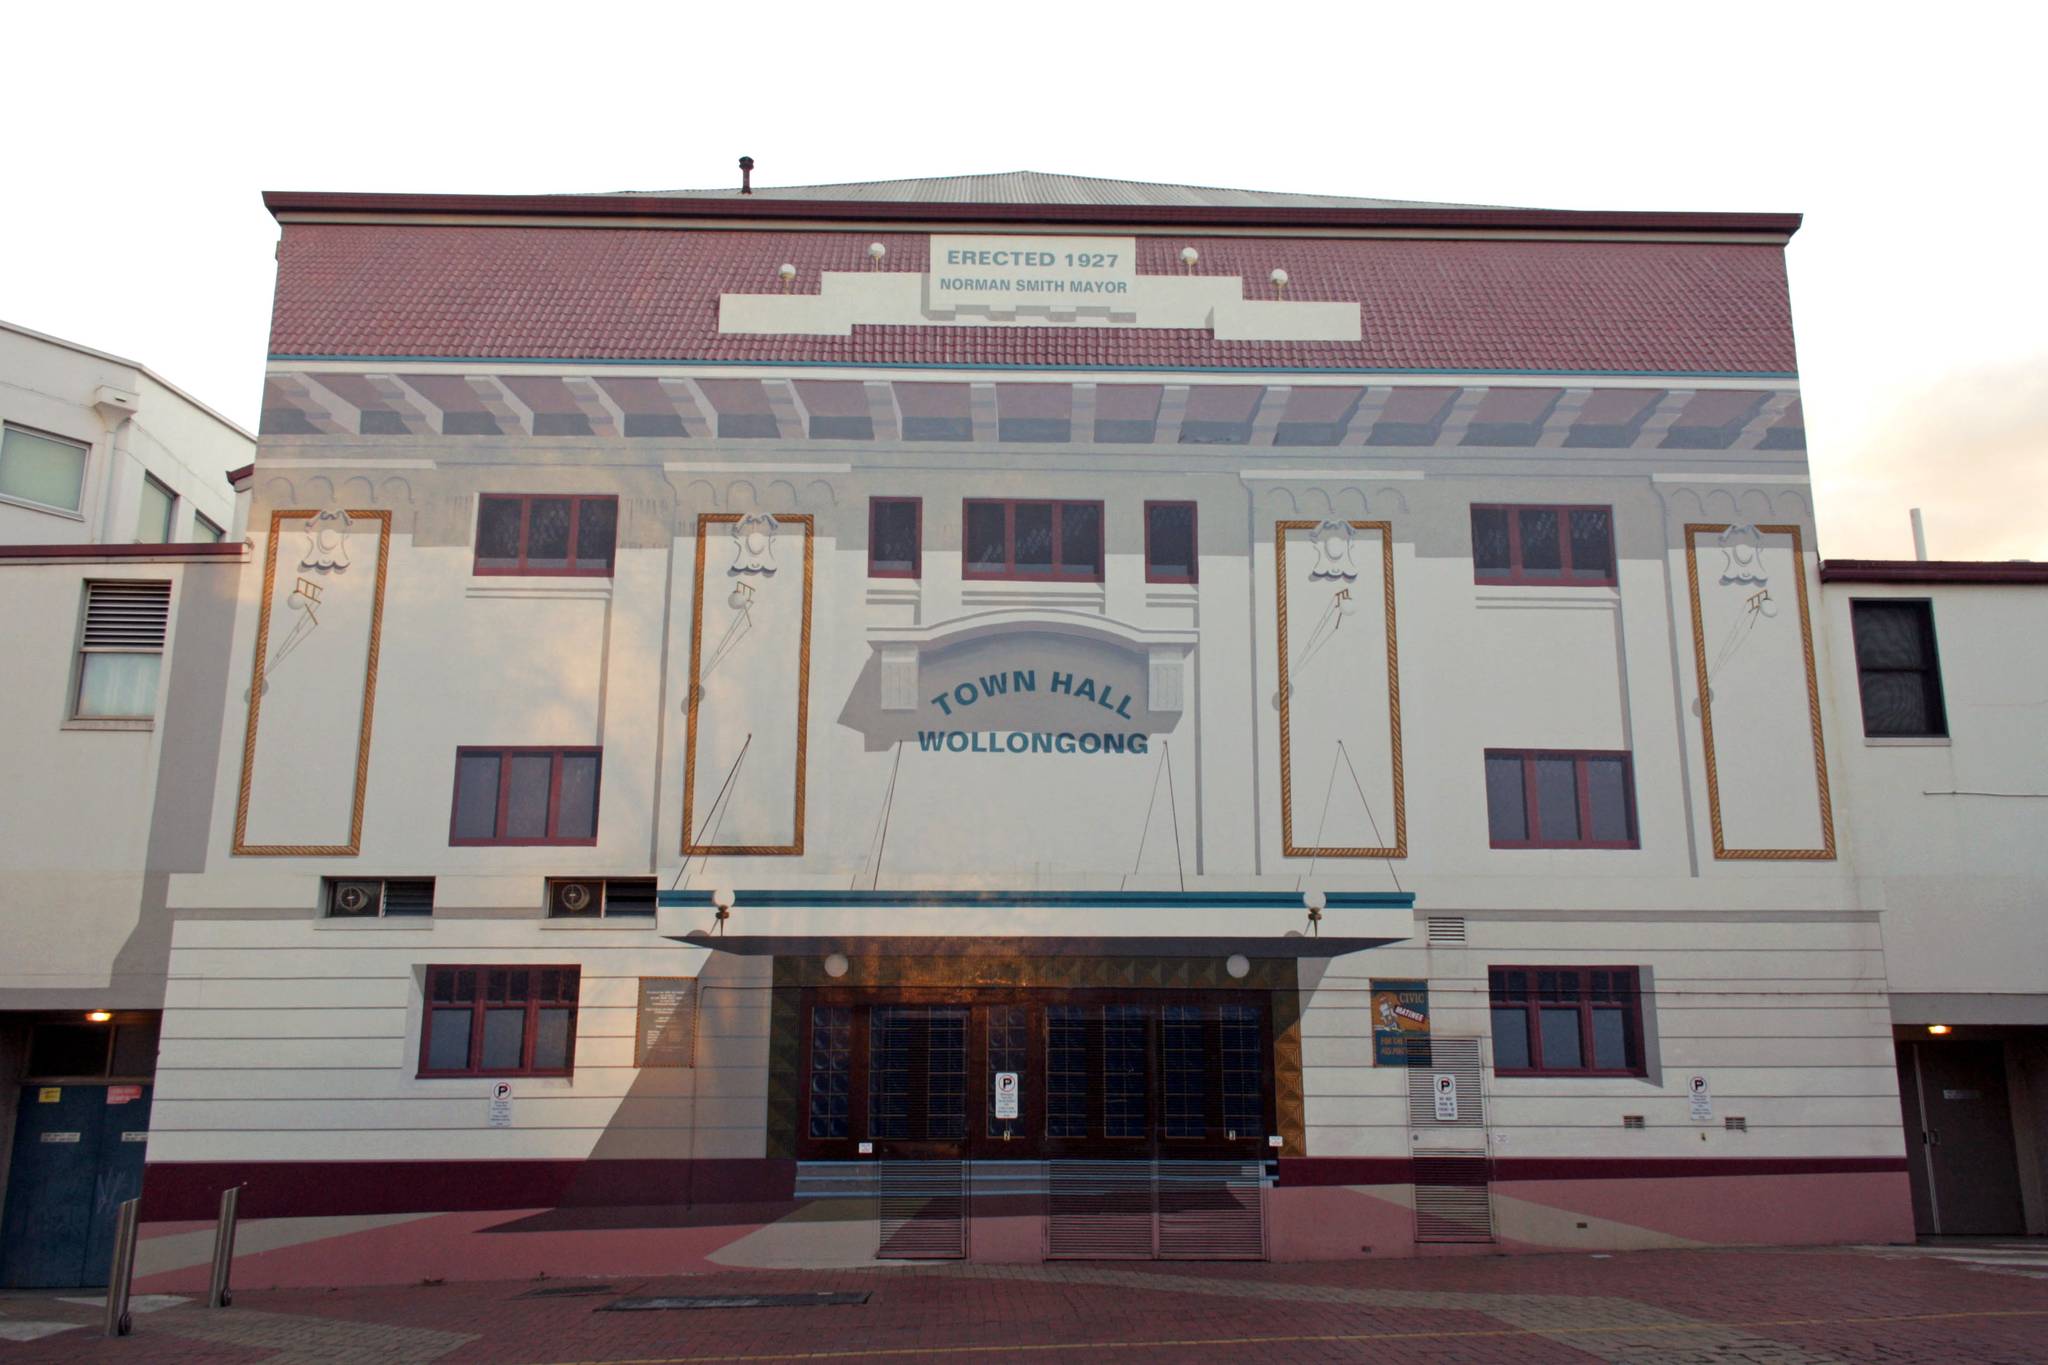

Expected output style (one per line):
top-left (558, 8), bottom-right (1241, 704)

top-left (615, 169), bottom-right (1489, 209)
top-left (270, 226), bottom-right (1796, 374)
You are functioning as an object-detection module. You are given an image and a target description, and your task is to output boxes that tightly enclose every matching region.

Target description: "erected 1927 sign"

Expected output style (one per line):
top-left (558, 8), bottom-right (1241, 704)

top-left (927, 235), bottom-right (1137, 314)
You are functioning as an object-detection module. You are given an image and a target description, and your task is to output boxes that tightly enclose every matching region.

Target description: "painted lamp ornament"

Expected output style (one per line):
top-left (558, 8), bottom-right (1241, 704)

top-left (1715, 523), bottom-right (1769, 587)
top-left (729, 512), bottom-right (780, 575)
top-left (299, 509), bottom-right (354, 572)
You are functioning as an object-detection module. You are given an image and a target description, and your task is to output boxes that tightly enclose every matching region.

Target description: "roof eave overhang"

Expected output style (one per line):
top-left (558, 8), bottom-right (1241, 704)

top-left (262, 190), bottom-right (1801, 239)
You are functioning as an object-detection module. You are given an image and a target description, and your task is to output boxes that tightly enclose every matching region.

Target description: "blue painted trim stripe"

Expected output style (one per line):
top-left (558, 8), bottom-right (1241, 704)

top-left (656, 889), bottom-right (1414, 910)
top-left (268, 354), bottom-right (1797, 382)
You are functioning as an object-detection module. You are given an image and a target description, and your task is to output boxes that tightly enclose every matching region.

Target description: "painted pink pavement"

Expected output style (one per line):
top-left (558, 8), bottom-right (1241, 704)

top-left (7, 1244), bottom-right (2047, 1364)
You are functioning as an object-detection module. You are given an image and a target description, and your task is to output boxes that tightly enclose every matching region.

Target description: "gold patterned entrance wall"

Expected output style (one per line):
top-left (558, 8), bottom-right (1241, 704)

top-left (764, 955), bottom-right (1306, 1159)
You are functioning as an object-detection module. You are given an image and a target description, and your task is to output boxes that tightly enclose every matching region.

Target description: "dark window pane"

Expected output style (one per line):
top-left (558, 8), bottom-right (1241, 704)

top-left (477, 498), bottom-right (523, 568)
top-left (482, 1009), bottom-right (526, 1070)
top-left (1219, 1004), bottom-right (1263, 1136)
top-left (925, 1008), bottom-right (968, 1141)
top-left (525, 498), bottom-right (572, 569)
top-left (1472, 507), bottom-right (1510, 573)
top-left (533, 1008), bottom-right (574, 1071)
top-left (1147, 504), bottom-right (1195, 579)
top-left (1539, 1008), bottom-right (1583, 1069)
top-left (1046, 1006), bottom-right (1088, 1138)
top-left (557, 754), bottom-right (599, 840)
top-left (1491, 1009), bottom-right (1531, 1069)
top-left (504, 754), bottom-right (554, 839)
top-left (1854, 602), bottom-right (1931, 669)
top-left (1568, 510), bottom-right (1613, 579)
top-left (1059, 503), bottom-right (1102, 577)
top-left (1586, 757), bottom-right (1633, 843)
top-left (1862, 672), bottom-right (1940, 737)
top-left (110, 1018), bottom-right (161, 1077)
top-left (28, 1025), bottom-right (108, 1077)
top-left (1517, 508), bottom-right (1561, 574)
top-left (1163, 1004), bottom-right (1206, 1138)
top-left (868, 1006), bottom-right (912, 1139)
top-left (871, 499), bottom-right (920, 575)
top-left (966, 503), bottom-right (1007, 572)
top-left (987, 1005), bottom-right (1028, 1136)
top-left (1485, 755), bottom-right (1528, 842)
top-left (452, 754), bottom-right (501, 839)
top-left (1591, 1007), bottom-right (1630, 1070)
top-left (427, 1009), bottom-right (472, 1071)
top-left (1534, 758), bottom-right (1580, 842)
top-left (574, 499), bottom-right (617, 572)
top-left (1102, 1005), bottom-right (1147, 1138)
top-left (1013, 503), bottom-right (1054, 571)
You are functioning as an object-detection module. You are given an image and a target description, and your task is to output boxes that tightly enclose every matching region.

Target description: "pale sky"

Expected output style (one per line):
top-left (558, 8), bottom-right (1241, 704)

top-left (7, 2), bottom-right (2042, 561)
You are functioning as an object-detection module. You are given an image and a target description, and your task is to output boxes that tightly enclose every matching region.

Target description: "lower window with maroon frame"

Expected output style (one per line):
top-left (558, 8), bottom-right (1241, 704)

top-left (1489, 967), bottom-right (1644, 1076)
top-left (420, 965), bottom-right (580, 1077)
top-left (1484, 749), bottom-right (1637, 849)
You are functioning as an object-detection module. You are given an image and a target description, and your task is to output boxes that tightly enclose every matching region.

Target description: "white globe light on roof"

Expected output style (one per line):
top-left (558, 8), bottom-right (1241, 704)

top-left (777, 262), bottom-right (796, 282)
top-left (1180, 247), bottom-right (1199, 267)
top-left (868, 242), bottom-right (887, 260)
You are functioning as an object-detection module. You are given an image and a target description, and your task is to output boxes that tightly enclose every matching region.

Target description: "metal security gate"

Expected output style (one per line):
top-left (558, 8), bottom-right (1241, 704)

top-left (1407, 1038), bottom-right (1494, 1243)
top-left (1047, 1160), bottom-right (1267, 1260)
top-left (877, 1160), bottom-right (968, 1259)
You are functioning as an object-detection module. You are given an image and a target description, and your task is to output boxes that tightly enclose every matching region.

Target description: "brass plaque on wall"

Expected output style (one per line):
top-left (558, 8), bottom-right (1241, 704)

top-left (635, 978), bottom-right (697, 1068)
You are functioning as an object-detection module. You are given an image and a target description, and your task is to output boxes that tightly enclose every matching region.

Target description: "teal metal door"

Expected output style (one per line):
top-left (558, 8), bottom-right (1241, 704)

top-left (0, 1083), bottom-right (152, 1288)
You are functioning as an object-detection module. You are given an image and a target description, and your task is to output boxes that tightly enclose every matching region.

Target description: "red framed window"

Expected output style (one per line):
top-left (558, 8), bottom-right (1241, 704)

top-left (420, 965), bottom-right (580, 1077)
top-left (1144, 501), bottom-right (1198, 583)
top-left (1484, 750), bottom-right (1638, 849)
top-left (450, 747), bottom-right (601, 846)
top-left (868, 497), bottom-right (922, 578)
top-left (1489, 967), bottom-right (1644, 1076)
top-left (474, 495), bottom-right (617, 576)
top-left (963, 499), bottom-right (1103, 581)
top-left (1471, 504), bottom-right (1615, 586)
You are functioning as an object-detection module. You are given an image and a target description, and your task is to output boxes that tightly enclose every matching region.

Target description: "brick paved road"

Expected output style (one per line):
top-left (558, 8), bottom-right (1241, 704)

top-left (3, 1244), bottom-right (2045, 1363)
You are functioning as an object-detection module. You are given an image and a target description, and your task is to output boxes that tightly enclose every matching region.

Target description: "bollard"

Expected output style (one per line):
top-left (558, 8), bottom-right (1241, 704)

top-left (206, 1185), bottom-right (240, 1309)
top-left (103, 1196), bottom-right (140, 1337)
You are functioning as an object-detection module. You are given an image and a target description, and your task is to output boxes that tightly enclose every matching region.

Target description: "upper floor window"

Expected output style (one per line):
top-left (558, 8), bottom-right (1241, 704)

top-left (420, 965), bottom-right (579, 1077)
top-left (1472, 505), bottom-right (1614, 586)
top-left (75, 580), bottom-right (170, 720)
top-left (0, 423), bottom-right (88, 515)
top-left (1489, 967), bottom-right (1644, 1076)
top-left (194, 513), bottom-right (225, 544)
top-left (475, 495), bottom-right (617, 576)
top-left (1144, 502), bottom-right (1198, 584)
top-left (1850, 599), bottom-right (1947, 738)
top-left (450, 746), bottom-right (600, 846)
top-left (963, 499), bottom-right (1103, 582)
top-left (135, 474), bottom-right (176, 544)
top-left (868, 497), bottom-right (921, 578)
top-left (1485, 749), bottom-right (1638, 849)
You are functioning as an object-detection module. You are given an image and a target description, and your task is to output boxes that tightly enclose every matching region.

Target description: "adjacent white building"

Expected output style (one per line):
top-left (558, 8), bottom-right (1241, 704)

top-left (0, 320), bottom-right (252, 1289)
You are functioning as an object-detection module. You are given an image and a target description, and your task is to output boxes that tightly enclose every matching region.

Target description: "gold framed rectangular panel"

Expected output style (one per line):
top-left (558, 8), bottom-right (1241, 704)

top-left (1275, 519), bottom-right (1407, 859)
top-left (1682, 522), bottom-right (1836, 860)
top-left (233, 509), bottom-right (393, 856)
top-left (681, 512), bottom-right (815, 856)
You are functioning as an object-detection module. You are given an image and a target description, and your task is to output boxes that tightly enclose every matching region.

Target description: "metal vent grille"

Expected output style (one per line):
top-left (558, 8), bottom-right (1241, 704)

top-left (82, 581), bottom-right (170, 650)
top-left (1724, 1116), bottom-right (1747, 1132)
top-left (1407, 1037), bottom-right (1485, 1130)
top-left (382, 880), bottom-right (434, 916)
top-left (1413, 1151), bottom-right (1494, 1242)
top-left (1425, 916), bottom-right (1466, 944)
top-left (1623, 1114), bottom-right (1646, 1129)
top-left (1156, 1161), bottom-right (1266, 1260)
top-left (877, 1161), bottom-right (966, 1259)
top-left (1048, 1161), bottom-right (1154, 1259)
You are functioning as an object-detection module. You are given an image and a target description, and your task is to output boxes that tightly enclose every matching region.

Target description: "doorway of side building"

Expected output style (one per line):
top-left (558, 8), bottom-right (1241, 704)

top-left (1895, 1036), bottom-right (2027, 1236)
top-left (0, 1013), bottom-right (159, 1289)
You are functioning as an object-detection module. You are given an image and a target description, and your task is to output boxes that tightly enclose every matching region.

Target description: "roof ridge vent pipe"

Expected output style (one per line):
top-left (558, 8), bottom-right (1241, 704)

top-left (1910, 507), bottom-right (1928, 561)
top-left (739, 156), bottom-right (754, 195)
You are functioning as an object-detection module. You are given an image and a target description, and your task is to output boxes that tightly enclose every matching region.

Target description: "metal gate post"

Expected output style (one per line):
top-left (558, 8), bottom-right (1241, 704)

top-left (103, 1196), bottom-right (140, 1337)
top-left (206, 1185), bottom-right (240, 1308)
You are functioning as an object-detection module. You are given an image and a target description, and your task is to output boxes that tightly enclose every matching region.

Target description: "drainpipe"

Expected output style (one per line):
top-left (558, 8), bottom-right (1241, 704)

top-left (93, 385), bottom-right (141, 542)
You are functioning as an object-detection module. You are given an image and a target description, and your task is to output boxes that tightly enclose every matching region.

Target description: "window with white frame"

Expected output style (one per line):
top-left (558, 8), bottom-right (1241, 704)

top-left (135, 475), bottom-right (176, 543)
top-left (0, 423), bottom-right (89, 514)
top-left (194, 513), bottom-right (225, 543)
top-left (76, 581), bottom-right (170, 719)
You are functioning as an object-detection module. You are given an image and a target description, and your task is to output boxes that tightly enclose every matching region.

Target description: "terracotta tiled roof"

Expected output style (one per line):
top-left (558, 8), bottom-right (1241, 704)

top-left (271, 225), bottom-right (1797, 375)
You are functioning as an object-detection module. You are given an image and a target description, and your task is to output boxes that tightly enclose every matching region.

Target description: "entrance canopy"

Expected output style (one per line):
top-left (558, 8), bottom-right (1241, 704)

top-left (655, 888), bottom-right (1414, 957)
